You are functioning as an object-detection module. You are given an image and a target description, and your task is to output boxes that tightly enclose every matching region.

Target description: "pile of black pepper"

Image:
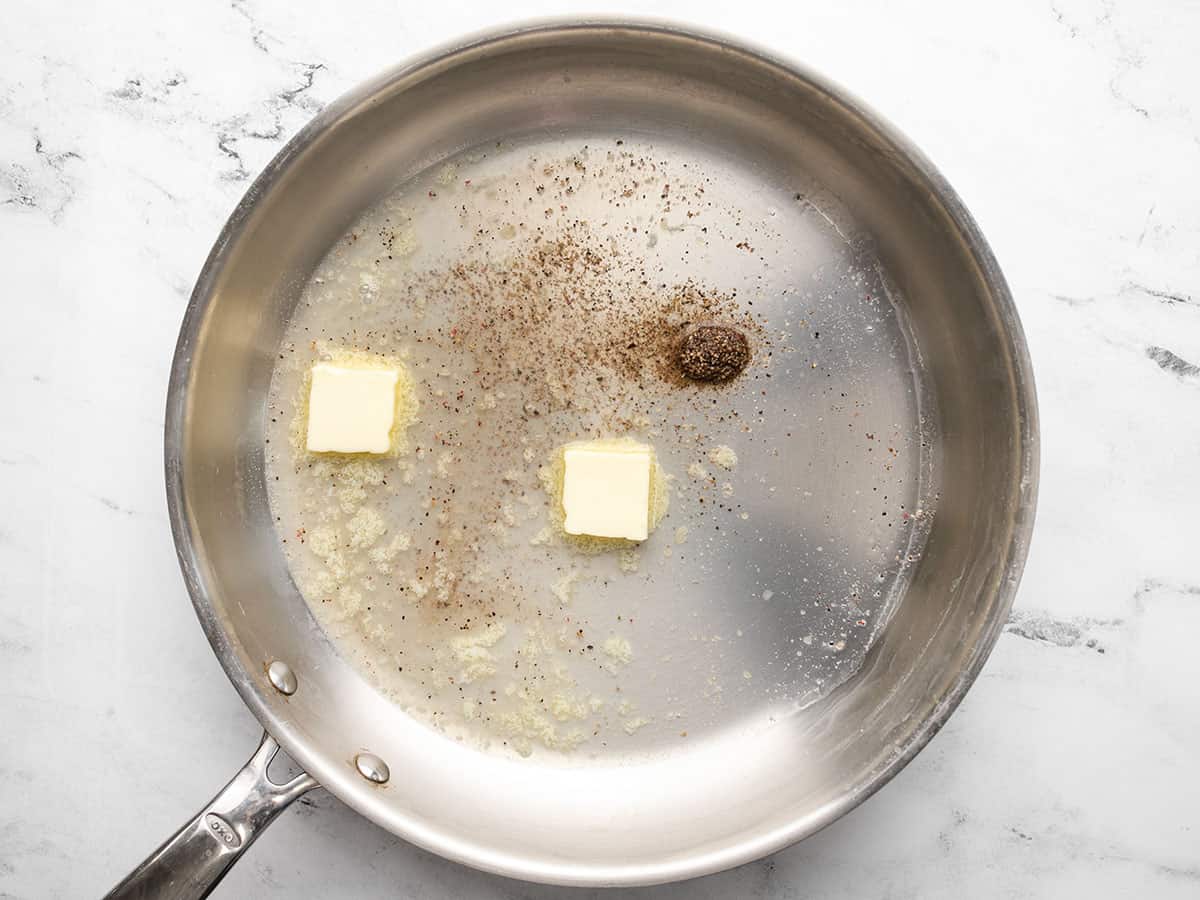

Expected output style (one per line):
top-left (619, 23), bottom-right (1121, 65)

top-left (677, 324), bottom-right (751, 383)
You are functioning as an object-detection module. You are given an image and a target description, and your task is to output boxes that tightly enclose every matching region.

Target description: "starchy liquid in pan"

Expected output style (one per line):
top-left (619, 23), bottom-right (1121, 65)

top-left (264, 137), bottom-right (937, 759)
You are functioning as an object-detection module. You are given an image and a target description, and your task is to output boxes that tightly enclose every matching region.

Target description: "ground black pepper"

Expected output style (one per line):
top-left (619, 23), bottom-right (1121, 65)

top-left (677, 325), bottom-right (751, 382)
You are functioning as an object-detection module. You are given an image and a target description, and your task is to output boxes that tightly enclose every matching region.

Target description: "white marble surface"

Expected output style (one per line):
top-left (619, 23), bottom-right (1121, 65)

top-left (2, 0), bottom-right (1198, 896)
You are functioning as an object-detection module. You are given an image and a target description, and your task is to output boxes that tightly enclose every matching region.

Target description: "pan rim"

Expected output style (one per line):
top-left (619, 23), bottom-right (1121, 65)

top-left (164, 15), bottom-right (1039, 887)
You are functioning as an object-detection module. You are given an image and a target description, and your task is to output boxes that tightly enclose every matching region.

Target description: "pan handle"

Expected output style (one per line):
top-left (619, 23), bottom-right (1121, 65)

top-left (103, 732), bottom-right (319, 900)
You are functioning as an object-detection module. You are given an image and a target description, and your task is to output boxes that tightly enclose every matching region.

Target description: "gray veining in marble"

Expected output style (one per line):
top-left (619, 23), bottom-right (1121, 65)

top-left (2, 0), bottom-right (1198, 897)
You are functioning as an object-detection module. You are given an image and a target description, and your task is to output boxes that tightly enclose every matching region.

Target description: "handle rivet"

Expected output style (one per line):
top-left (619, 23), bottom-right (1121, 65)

top-left (267, 660), bottom-right (298, 695)
top-left (355, 752), bottom-right (390, 784)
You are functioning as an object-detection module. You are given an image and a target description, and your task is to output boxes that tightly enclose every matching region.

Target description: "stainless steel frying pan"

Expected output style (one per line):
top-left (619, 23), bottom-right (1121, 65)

top-left (107, 19), bottom-right (1037, 897)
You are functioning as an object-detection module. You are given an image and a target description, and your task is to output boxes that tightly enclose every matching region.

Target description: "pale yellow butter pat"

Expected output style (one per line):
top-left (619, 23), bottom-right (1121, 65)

top-left (306, 363), bottom-right (400, 454)
top-left (561, 441), bottom-right (653, 541)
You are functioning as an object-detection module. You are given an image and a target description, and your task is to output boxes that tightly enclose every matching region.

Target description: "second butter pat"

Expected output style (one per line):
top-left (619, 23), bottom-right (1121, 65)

top-left (561, 440), bottom-right (655, 541)
top-left (306, 363), bottom-right (400, 454)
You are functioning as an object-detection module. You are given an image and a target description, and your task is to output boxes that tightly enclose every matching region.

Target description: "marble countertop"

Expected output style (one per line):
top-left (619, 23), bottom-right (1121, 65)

top-left (2, 0), bottom-right (1197, 897)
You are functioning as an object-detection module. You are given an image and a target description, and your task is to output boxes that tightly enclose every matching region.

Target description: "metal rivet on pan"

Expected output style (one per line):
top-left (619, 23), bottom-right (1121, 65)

top-left (355, 752), bottom-right (390, 784)
top-left (267, 660), bottom-right (298, 695)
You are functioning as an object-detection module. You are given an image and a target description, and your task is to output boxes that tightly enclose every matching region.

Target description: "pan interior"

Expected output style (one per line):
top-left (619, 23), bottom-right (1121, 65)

top-left (262, 128), bottom-right (935, 760)
top-left (172, 25), bottom-right (1033, 885)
